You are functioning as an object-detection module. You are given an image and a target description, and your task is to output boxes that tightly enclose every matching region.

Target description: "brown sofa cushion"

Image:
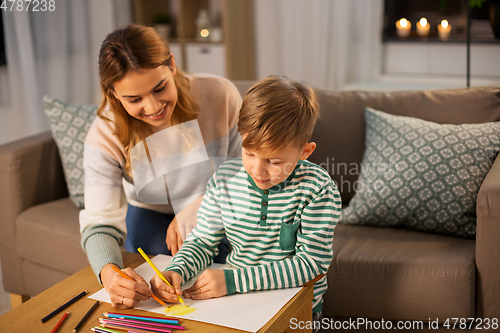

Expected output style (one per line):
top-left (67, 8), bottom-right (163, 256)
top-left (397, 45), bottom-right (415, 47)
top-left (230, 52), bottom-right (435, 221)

top-left (16, 198), bottom-right (88, 276)
top-left (324, 224), bottom-right (476, 322)
top-left (310, 86), bottom-right (500, 204)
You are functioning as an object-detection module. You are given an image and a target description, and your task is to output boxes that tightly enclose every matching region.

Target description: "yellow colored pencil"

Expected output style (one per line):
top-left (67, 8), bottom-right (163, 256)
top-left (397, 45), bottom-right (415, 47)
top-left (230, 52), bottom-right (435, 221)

top-left (137, 247), bottom-right (185, 304)
top-left (111, 266), bottom-right (166, 306)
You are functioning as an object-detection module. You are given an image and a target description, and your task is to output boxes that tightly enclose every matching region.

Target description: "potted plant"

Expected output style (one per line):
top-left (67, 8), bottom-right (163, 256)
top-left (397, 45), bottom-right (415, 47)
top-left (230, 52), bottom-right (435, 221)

top-left (470, 0), bottom-right (500, 38)
top-left (490, 0), bottom-right (500, 38)
top-left (154, 13), bottom-right (172, 41)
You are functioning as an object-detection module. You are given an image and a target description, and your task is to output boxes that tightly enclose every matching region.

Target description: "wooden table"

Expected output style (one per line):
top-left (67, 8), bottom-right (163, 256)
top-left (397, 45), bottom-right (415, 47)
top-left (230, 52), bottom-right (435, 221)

top-left (0, 252), bottom-right (313, 332)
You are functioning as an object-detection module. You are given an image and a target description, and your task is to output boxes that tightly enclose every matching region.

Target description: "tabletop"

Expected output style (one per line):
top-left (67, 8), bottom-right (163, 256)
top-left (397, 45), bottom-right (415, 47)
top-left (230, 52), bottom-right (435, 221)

top-left (0, 252), bottom-right (313, 332)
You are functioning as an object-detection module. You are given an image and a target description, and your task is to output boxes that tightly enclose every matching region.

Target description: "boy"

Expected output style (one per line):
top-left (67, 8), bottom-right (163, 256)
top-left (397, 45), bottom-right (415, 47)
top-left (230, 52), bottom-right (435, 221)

top-left (151, 75), bottom-right (342, 319)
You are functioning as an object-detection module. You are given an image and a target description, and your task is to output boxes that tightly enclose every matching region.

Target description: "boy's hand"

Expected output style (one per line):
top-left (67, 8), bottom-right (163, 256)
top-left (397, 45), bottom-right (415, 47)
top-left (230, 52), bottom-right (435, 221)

top-left (150, 271), bottom-right (183, 303)
top-left (183, 269), bottom-right (227, 300)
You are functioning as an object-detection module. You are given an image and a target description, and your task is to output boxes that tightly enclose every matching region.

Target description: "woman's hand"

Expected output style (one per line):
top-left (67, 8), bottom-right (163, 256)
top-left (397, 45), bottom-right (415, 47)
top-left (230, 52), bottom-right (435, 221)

top-left (183, 269), bottom-right (227, 300)
top-left (101, 264), bottom-right (152, 309)
top-left (150, 271), bottom-right (184, 303)
top-left (166, 217), bottom-right (183, 255)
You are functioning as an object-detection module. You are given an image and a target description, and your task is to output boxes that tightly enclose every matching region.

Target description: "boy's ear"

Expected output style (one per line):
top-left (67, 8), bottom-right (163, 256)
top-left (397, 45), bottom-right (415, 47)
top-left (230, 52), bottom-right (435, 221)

top-left (299, 142), bottom-right (316, 160)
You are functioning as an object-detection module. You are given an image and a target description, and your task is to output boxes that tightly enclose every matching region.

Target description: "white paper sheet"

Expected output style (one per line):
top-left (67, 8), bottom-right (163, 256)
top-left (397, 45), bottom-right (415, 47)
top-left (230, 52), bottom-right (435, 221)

top-left (89, 255), bottom-right (302, 332)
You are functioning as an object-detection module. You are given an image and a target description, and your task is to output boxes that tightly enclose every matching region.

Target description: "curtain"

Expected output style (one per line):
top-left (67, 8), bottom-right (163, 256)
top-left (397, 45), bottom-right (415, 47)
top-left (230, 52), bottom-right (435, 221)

top-left (254, 0), bottom-right (383, 91)
top-left (1, 0), bottom-right (132, 143)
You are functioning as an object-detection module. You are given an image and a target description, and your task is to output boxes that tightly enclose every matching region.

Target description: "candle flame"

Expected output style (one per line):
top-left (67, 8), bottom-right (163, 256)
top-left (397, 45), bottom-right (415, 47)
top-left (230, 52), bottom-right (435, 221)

top-left (200, 28), bottom-right (210, 38)
top-left (419, 18), bottom-right (428, 27)
top-left (441, 20), bottom-right (449, 29)
top-left (400, 18), bottom-right (408, 28)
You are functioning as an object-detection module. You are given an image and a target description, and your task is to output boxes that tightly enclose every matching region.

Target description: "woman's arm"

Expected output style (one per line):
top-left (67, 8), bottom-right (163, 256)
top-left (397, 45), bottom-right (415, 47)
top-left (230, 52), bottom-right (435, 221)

top-left (80, 143), bottom-right (128, 280)
top-left (80, 142), bottom-right (154, 308)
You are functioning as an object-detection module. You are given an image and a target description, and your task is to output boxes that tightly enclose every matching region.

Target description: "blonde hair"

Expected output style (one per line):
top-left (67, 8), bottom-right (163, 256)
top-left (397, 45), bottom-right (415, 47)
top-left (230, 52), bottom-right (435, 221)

top-left (238, 75), bottom-right (319, 153)
top-left (97, 24), bottom-right (199, 176)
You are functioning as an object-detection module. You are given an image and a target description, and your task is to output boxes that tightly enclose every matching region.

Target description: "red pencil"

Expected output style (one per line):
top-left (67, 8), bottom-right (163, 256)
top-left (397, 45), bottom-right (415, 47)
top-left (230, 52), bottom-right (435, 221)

top-left (50, 311), bottom-right (69, 333)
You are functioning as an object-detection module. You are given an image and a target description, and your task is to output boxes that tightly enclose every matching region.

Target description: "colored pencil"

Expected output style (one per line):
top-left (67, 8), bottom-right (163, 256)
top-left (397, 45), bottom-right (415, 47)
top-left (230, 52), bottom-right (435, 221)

top-left (100, 319), bottom-right (172, 333)
top-left (101, 317), bottom-right (184, 330)
top-left (111, 266), bottom-right (166, 306)
top-left (40, 290), bottom-right (89, 323)
top-left (72, 300), bottom-right (99, 332)
top-left (101, 325), bottom-right (167, 333)
top-left (137, 247), bottom-right (185, 304)
top-left (50, 311), bottom-right (69, 333)
top-left (91, 327), bottom-right (122, 333)
top-left (103, 312), bottom-right (178, 324)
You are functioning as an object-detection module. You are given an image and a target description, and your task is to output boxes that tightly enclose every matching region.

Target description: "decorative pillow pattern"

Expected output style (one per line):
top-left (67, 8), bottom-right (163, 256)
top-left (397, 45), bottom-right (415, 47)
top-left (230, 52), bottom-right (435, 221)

top-left (339, 107), bottom-right (500, 238)
top-left (43, 96), bottom-right (97, 208)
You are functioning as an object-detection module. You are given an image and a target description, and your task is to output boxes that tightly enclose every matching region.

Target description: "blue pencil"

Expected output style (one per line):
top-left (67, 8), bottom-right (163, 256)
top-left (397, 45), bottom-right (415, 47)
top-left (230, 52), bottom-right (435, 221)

top-left (40, 290), bottom-right (89, 323)
top-left (102, 312), bottom-right (178, 325)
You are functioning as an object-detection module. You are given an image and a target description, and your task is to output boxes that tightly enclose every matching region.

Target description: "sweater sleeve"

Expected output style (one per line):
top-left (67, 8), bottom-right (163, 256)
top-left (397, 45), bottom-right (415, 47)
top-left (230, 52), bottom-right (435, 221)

top-left (79, 142), bottom-right (128, 282)
top-left (223, 180), bottom-right (341, 295)
top-left (165, 176), bottom-right (225, 283)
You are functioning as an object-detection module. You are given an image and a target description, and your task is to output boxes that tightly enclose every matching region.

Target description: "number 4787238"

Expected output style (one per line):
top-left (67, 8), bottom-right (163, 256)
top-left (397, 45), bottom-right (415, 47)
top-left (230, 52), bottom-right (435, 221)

top-left (0, 0), bottom-right (55, 12)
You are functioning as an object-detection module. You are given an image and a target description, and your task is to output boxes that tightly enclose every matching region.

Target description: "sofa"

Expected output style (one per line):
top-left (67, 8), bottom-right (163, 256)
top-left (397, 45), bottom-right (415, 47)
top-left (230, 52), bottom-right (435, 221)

top-left (0, 84), bottom-right (499, 330)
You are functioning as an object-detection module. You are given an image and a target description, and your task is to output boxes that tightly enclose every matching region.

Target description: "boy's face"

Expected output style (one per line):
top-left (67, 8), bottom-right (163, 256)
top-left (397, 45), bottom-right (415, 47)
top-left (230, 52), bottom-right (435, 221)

top-left (241, 138), bottom-right (316, 190)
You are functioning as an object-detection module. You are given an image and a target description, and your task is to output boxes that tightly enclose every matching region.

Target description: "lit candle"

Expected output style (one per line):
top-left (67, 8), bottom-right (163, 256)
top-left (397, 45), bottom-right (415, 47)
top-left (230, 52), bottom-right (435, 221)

top-left (438, 20), bottom-right (451, 41)
top-left (416, 17), bottom-right (430, 37)
top-left (200, 28), bottom-right (210, 39)
top-left (396, 18), bottom-right (411, 38)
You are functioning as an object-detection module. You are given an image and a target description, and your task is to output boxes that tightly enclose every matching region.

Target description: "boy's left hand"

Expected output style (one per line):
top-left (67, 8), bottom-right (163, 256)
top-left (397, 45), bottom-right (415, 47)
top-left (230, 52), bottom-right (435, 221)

top-left (183, 269), bottom-right (227, 300)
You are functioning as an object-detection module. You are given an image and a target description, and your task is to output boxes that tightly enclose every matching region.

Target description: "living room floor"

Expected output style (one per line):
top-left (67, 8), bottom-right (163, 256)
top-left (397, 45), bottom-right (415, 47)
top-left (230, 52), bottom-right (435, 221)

top-left (0, 261), bottom-right (12, 316)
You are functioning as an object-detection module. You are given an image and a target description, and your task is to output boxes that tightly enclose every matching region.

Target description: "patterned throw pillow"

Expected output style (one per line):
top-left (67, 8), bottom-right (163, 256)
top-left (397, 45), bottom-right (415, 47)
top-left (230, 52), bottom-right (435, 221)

top-left (339, 107), bottom-right (500, 238)
top-left (43, 96), bottom-right (97, 208)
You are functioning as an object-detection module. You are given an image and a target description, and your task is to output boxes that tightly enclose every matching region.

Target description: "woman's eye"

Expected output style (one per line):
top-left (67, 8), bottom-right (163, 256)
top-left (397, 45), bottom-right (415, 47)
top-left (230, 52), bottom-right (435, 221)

top-left (270, 161), bottom-right (282, 165)
top-left (154, 85), bottom-right (165, 93)
top-left (129, 98), bottom-right (141, 103)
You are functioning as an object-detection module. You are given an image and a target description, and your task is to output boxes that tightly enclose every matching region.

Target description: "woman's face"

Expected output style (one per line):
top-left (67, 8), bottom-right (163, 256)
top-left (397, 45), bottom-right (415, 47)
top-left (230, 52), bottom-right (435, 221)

top-left (112, 61), bottom-right (178, 129)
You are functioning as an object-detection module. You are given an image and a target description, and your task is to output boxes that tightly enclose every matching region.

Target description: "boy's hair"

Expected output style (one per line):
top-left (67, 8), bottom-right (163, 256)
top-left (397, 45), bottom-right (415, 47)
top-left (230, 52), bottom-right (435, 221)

top-left (238, 76), bottom-right (319, 153)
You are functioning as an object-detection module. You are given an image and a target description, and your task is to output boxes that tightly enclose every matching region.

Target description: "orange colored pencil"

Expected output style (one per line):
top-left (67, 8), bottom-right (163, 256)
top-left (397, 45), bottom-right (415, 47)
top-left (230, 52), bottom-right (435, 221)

top-left (111, 266), bottom-right (166, 306)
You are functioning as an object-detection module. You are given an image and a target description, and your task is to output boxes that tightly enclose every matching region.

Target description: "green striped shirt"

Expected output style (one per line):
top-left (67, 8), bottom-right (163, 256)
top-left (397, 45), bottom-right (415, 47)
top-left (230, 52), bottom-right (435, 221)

top-left (166, 159), bottom-right (342, 312)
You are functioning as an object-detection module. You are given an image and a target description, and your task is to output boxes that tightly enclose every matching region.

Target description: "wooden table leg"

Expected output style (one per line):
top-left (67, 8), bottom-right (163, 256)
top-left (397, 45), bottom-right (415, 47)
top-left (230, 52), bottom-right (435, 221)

top-left (9, 294), bottom-right (30, 308)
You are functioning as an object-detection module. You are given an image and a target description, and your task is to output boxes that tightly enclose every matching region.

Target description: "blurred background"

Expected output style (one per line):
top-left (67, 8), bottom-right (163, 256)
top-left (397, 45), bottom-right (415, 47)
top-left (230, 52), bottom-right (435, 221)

top-left (0, 0), bottom-right (499, 145)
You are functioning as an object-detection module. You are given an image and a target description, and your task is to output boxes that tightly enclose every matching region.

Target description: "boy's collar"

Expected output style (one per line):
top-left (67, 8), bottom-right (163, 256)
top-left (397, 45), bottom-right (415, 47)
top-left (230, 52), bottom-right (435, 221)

top-left (246, 160), bottom-right (303, 193)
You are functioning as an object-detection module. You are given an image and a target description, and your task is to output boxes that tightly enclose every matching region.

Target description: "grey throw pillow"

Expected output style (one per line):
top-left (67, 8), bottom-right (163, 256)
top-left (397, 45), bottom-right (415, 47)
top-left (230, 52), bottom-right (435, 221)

top-left (339, 107), bottom-right (500, 238)
top-left (43, 96), bottom-right (97, 208)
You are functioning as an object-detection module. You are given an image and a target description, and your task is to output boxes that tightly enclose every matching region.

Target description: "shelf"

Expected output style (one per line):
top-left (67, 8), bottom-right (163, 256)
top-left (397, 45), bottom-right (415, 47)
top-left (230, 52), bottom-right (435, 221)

top-left (183, 39), bottom-right (224, 45)
top-left (133, 0), bottom-right (255, 80)
top-left (383, 36), bottom-right (500, 44)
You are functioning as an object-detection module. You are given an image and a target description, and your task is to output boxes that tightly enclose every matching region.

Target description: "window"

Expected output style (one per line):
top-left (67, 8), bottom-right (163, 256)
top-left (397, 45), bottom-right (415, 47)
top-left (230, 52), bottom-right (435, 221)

top-left (0, 13), bottom-right (6, 65)
top-left (384, 0), bottom-right (495, 42)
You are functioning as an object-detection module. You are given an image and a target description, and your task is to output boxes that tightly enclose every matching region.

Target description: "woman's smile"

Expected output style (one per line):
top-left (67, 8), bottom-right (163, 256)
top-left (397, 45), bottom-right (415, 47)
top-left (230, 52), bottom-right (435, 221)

top-left (144, 103), bottom-right (168, 120)
top-left (113, 65), bottom-right (178, 129)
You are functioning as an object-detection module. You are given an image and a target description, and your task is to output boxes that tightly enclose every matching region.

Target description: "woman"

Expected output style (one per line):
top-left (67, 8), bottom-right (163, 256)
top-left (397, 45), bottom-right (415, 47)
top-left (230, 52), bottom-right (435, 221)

top-left (80, 24), bottom-right (242, 309)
